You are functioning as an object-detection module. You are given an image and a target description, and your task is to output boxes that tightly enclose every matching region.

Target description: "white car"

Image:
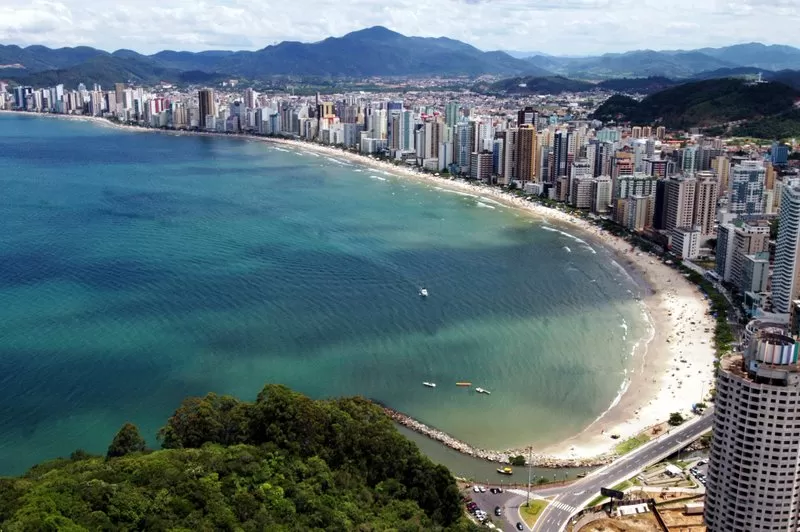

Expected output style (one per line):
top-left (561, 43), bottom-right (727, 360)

top-left (478, 486), bottom-right (486, 493)
top-left (473, 486), bottom-right (480, 493)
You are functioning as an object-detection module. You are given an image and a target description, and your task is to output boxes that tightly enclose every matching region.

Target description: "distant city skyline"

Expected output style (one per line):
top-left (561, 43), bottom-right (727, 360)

top-left (1, 0), bottom-right (799, 56)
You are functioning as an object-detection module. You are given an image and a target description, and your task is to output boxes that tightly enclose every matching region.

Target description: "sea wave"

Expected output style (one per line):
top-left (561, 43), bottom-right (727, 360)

top-left (369, 175), bottom-right (387, 181)
top-left (476, 202), bottom-right (496, 209)
top-left (541, 226), bottom-right (596, 254)
top-left (434, 187), bottom-right (479, 199)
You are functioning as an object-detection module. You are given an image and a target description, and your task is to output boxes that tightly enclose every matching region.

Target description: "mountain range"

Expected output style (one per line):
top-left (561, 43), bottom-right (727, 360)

top-left (3, 28), bottom-right (800, 87)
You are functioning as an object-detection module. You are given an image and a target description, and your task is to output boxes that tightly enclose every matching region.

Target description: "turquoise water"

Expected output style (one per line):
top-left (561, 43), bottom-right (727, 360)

top-left (0, 114), bottom-right (648, 475)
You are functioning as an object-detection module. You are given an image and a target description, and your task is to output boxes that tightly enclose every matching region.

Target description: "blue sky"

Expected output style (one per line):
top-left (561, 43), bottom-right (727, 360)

top-left (0, 0), bottom-right (793, 55)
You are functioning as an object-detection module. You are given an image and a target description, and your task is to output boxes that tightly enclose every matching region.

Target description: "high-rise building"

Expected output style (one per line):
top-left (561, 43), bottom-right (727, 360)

top-left (694, 172), bottom-right (719, 236)
top-left (592, 176), bottom-right (612, 214)
top-left (517, 106), bottom-right (537, 127)
top-left (615, 174), bottom-right (658, 200)
top-left (729, 160), bottom-right (766, 216)
top-left (445, 102), bottom-right (460, 127)
top-left (705, 331), bottom-right (800, 531)
top-left (515, 125), bottom-right (537, 183)
top-left (552, 130), bottom-right (571, 180)
top-left (502, 128), bottom-right (519, 184)
top-left (772, 183), bottom-right (800, 314)
top-left (469, 152), bottom-right (493, 181)
top-left (772, 141), bottom-right (790, 166)
top-left (664, 176), bottom-right (696, 232)
top-left (198, 89), bottom-right (215, 130)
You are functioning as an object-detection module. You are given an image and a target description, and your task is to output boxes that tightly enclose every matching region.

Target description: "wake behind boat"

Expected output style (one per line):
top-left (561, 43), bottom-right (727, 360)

top-left (423, 382), bottom-right (436, 388)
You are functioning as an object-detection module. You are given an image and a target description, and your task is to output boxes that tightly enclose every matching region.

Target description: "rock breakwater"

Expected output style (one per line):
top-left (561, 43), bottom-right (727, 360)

top-left (384, 407), bottom-right (615, 469)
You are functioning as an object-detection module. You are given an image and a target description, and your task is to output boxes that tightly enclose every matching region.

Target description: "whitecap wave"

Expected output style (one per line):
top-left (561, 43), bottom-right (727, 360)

top-left (369, 175), bottom-right (387, 181)
top-left (563, 246), bottom-right (571, 253)
top-left (476, 201), bottom-right (496, 209)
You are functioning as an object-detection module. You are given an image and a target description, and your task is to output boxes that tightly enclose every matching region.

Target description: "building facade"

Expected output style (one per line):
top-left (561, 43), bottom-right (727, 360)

top-left (705, 331), bottom-right (800, 531)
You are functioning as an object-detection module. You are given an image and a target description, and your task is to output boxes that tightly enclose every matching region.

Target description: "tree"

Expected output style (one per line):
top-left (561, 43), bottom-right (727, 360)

top-left (509, 455), bottom-right (526, 466)
top-left (107, 423), bottom-right (146, 458)
top-left (668, 412), bottom-right (685, 426)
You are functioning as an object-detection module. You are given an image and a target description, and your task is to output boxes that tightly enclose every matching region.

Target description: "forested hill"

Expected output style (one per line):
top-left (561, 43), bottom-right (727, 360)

top-left (590, 78), bottom-right (800, 129)
top-left (0, 385), bottom-right (474, 531)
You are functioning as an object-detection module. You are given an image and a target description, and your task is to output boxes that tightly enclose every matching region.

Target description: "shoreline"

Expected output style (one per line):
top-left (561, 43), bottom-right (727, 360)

top-left (1, 110), bottom-right (718, 464)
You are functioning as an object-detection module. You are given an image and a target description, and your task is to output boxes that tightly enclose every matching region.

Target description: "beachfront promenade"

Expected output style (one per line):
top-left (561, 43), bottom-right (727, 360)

top-left (531, 411), bottom-right (713, 532)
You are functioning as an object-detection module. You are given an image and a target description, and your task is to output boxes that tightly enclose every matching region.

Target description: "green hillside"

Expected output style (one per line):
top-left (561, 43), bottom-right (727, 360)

top-left (591, 78), bottom-right (800, 129)
top-left (0, 385), bottom-right (473, 531)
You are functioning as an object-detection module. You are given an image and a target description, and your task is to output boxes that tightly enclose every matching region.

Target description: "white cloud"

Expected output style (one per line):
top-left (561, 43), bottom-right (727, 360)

top-left (0, 0), bottom-right (797, 55)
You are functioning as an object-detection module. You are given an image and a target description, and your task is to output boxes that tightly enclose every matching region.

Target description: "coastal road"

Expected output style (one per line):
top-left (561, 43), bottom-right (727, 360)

top-left (532, 412), bottom-right (713, 532)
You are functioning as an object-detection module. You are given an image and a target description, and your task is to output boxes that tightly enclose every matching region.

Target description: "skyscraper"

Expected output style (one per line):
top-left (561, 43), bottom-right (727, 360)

top-left (664, 176), bottom-right (696, 232)
top-left (772, 182), bottom-right (800, 314)
top-left (515, 125), bottom-right (537, 183)
top-left (705, 330), bottom-right (800, 531)
top-left (517, 106), bottom-right (537, 127)
top-left (729, 160), bottom-right (766, 216)
top-left (198, 89), bottom-right (215, 130)
top-left (693, 172), bottom-right (719, 236)
top-left (552, 130), bottom-right (571, 182)
top-left (445, 102), bottom-right (460, 128)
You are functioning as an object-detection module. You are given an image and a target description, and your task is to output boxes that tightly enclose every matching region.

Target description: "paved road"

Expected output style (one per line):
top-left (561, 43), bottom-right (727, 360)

top-left (532, 412), bottom-right (714, 532)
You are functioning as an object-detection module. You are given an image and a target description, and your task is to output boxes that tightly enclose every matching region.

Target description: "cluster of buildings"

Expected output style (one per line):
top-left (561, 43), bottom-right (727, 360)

top-left (4, 82), bottom-right (799, 314)
top-left (10, 75), bottom-right (800, 531)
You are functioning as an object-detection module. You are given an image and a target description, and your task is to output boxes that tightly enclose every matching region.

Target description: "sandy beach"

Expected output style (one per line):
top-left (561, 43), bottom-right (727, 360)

top-left (2, 110), bottom-right (718, 463)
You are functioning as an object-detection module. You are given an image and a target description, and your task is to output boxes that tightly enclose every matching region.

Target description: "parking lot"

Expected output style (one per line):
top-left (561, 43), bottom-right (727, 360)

top-left (463, 485), bottom-right (527, 531)
top-left (689, 460), bottom-right (708, 486)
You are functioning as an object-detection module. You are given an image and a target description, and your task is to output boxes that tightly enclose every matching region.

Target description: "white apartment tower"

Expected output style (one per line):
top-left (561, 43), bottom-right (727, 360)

top-left (705, 330), bottom-right (800, 531)
top-left (772, 183), bottom-right (800, 314)
top-left (729, 160), bottom-right (767, 216)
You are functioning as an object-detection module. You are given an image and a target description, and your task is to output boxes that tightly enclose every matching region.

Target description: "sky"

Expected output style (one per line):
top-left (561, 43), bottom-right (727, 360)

top-left (0, 0), bottom-right (797, 55)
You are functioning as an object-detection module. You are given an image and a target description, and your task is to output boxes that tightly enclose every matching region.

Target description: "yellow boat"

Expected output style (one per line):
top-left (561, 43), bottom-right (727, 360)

top-left (456, 382), bottom-right (472, 387)
top-left (497, 467), bottom-right (513, 475)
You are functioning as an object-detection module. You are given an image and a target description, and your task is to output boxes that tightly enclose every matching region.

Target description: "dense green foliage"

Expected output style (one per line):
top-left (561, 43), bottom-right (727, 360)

top-left (0, 385), bottom-right (472, 531)
top-left (590, 94), bottom-right (640, 123)
top-left (595, 76), bottom-right (677, 94)
top-left (680, 268), bottom-right (735, 356)
top-left (481, 75), bottom-right (594, 94)
top-left (592, 79), bottom-right (800, 129)
top-left (107, 423), bottom-right (147, 458)
top-left (668, 412), bottom-right (686, 426)
top-left (733, 108), bottom-right (800, 140)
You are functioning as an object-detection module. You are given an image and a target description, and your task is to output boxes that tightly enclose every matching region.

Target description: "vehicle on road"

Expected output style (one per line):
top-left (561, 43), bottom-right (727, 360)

top-left (516, 522), bottom-right (524, 530)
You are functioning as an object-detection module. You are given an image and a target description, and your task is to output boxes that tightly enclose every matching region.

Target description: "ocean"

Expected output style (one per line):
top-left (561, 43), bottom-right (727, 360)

top-left (0, 113), bottom-right (649, 475)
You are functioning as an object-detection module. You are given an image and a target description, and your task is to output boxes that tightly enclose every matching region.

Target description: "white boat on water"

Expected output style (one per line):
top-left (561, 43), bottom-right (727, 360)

top-left (419, 288), bottom-right (429, 297)
top-left (475, 387), bottom-right (491, 394)
top-left (423, 382), bottom-right (436, 388)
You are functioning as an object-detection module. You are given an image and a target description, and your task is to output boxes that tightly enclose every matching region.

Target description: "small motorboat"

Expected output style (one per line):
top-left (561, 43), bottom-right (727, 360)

top-left (456, 382), bottom-right (472, 387)
top-left (475, 387), bottom-right (491, 394)
top-left (419, 288), bottom-right (429, 297)
top-left (423, 382), bottom-right (436, 388)
top-left (497, 467), bottom-right (513, 475)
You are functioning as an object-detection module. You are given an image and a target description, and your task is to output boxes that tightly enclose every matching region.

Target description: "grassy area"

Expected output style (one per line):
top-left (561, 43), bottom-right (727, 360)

top-left (520, 499), bottom-right (548, 528)
top-left (614, 433), bottom-right (651, 455)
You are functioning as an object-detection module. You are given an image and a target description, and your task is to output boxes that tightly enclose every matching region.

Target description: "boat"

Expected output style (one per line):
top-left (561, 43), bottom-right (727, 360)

top-left (497, 467), bottom-right (513, 475)
top-left (423, 382), bottom-right (436, 388)
top-left (456, 382), bottom-right (472, 387)
top-left (419, 288), bottom-right (429, 297)
top-left (577, 472), bottom-right (587, 478)
top-left (475, 387), bottom-right (491, 394)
